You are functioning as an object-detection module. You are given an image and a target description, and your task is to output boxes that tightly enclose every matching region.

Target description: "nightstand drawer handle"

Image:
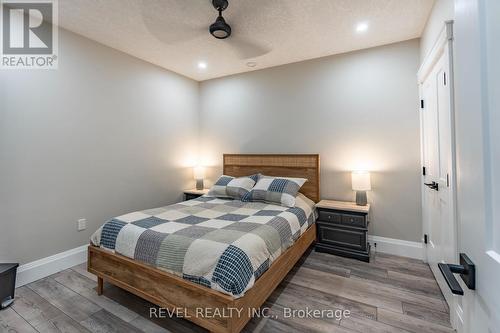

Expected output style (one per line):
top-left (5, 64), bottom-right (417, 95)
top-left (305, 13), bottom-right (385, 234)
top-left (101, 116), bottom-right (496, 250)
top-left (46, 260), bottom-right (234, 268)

top-left (341, 215), bottom-right (365, 227)
top-left (318, 211), bottom-right (342, 223)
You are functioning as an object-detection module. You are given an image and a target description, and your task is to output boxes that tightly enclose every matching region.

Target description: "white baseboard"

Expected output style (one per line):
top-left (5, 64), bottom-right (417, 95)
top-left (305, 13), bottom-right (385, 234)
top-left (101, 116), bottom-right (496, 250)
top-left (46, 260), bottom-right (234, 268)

top-left (368, 235), bottom-right (424, 260)
top-left (13, 236), bottom-right (422, 287)
top-left (16, 245), bottom-right (88, 287)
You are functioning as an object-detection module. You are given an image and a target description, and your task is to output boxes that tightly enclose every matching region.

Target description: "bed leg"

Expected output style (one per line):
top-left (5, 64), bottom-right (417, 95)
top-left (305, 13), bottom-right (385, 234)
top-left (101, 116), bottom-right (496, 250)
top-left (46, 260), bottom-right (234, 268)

top-left (97, 277), bottom-right (103, 295)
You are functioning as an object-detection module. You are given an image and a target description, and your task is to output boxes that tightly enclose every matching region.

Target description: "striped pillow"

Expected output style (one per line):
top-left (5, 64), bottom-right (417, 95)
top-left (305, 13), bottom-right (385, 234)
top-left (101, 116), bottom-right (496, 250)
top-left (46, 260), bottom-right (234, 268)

top-left (208, 174), bottom-right (259, 200)
top-left (242, 175), bottom-right (307, 207)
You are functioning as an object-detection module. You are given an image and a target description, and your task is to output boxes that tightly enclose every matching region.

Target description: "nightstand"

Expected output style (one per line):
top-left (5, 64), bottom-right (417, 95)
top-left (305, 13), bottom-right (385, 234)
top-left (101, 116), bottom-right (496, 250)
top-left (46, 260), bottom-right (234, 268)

top-left (315, 200), bottom-right (371, 262)
top-left (0, 263), bottom-right (18, 308)
top-left (183, 188), bottom-right (209, 201)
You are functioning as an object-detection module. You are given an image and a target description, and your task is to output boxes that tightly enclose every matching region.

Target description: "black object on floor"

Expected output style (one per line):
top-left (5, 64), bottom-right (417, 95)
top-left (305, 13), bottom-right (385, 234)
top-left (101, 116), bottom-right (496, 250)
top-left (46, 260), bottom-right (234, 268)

top-left (0, 263), bottom-right (19, 309)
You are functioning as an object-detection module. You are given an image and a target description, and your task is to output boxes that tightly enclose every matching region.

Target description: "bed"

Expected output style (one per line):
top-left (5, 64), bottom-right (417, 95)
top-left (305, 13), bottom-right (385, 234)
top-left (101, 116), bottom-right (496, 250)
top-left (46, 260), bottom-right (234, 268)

top-left (87, 154), bottom-right (320, 333)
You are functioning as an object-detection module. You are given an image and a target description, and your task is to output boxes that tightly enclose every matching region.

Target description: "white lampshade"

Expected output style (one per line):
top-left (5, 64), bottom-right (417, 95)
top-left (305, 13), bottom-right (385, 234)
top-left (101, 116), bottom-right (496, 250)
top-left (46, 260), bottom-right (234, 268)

top-left (352, 171), bottom-right (371, 191)
top-left (193, 166), bottom-right (205, 180)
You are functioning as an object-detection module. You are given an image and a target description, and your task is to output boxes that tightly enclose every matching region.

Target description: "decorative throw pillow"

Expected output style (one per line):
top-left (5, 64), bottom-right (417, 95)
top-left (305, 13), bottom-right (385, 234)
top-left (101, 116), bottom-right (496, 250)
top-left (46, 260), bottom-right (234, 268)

top-left (242, 175), bottom-right (307, 207)
top-left (208, 174), bottom-right (259, 200)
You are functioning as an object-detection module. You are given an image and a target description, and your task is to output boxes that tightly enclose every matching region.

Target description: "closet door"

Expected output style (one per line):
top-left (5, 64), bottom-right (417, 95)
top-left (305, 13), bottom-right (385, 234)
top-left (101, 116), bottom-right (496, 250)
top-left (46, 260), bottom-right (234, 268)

top-left (420, 49), bottom-right (456, 313)
top-left (419, 21), bottom-right (458, 328)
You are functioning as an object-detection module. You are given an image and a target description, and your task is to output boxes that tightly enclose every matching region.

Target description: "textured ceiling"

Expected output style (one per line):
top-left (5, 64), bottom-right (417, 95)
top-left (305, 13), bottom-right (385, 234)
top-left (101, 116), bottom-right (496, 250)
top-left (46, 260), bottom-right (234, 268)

top-left (59, 0), bottom-right (435, 81)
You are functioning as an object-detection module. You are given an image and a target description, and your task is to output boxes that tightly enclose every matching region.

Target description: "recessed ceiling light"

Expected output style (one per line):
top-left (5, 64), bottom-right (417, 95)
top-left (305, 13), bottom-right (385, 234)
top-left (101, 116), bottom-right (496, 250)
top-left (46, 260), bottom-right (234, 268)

top-left (246, 61), bottom-right (257, 68)
top-left (356, 22), bottom-right (369, 33)
top-left (198, 62), bottom-right (207, 69)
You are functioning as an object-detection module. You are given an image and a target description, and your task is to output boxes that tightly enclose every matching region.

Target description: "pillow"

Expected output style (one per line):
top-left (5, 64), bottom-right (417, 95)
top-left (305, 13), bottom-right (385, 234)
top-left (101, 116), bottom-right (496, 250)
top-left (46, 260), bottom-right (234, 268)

top-left (242, 175), bottom-right (307, 207)
top-left (208, 174), bottom-right (259, 200)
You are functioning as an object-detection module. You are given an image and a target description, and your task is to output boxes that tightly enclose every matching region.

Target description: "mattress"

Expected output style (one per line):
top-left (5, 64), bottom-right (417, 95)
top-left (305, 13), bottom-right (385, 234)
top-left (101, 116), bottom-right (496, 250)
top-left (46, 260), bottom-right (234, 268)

top-left (90, 193), bottom-right (317, 297)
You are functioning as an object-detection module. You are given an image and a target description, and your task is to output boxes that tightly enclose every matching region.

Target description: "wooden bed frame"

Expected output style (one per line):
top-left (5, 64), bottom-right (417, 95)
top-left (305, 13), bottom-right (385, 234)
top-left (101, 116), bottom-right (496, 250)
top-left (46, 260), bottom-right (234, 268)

top-left (88, 154), bottom-right (320, 333)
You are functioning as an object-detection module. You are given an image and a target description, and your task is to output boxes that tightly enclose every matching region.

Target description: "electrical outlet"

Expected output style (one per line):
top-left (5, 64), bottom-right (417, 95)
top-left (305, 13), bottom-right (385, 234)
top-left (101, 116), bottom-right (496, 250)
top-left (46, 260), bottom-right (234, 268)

top-left (77, 218), bottom-right (87, 231)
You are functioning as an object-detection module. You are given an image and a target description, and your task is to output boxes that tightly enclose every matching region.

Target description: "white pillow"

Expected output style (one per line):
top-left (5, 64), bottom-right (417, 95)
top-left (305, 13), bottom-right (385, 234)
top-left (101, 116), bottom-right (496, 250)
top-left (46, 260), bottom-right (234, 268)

top-left (208, 174), bottom-right (259, 200)
top-left (242, 175), bottom-right (307, 207)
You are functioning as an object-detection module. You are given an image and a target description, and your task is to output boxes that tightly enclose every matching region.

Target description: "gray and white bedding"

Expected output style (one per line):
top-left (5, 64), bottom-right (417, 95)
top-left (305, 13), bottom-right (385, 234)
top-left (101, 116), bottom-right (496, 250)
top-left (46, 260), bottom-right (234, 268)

top-left (90, 193), bottom-right (317, 298)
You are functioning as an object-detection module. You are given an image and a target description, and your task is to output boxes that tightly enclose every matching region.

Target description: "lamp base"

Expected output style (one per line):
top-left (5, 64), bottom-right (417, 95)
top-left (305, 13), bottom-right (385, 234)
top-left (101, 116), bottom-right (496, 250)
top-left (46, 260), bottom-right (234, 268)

top-left (355, 191), bottom-right (367, 206)
top-left (196, 179), bottom-right (204, 190)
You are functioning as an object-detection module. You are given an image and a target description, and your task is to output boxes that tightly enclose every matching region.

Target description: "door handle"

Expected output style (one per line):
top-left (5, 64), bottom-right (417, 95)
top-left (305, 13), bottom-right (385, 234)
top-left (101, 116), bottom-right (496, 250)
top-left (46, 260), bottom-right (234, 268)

top-left (424, 181), bottom-right (439, 191)
top-left (433, 182), bottom-right (439, 191)
top-left (438, 253), bottom-right (475, 295)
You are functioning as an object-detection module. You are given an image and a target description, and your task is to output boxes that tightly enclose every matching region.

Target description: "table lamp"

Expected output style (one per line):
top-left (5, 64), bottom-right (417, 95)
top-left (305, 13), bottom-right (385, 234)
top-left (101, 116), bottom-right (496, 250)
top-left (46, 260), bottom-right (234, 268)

top-left (352, 171), bottom-right (371, 206)
top-left (193, 166), bottom-right (205, 190)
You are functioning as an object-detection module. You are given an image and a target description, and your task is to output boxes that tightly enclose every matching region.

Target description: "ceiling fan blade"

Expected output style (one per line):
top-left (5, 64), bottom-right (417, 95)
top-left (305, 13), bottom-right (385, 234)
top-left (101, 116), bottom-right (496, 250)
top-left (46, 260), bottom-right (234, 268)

top-left (226, 36), bottom-right (271, 59)
top-left (140, 0), bottom-right (209, 45)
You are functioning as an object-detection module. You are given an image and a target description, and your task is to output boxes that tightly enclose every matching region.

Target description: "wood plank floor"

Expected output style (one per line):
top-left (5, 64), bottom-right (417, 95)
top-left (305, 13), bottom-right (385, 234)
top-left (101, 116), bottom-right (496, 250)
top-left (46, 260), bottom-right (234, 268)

top-left (1, 248), bottom-right (454, 333)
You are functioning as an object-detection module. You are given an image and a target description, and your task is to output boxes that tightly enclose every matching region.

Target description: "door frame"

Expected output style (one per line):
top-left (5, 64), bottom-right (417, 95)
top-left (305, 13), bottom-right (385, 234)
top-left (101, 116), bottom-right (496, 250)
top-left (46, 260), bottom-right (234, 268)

top-left (417, 21), bottom-right (460, 329)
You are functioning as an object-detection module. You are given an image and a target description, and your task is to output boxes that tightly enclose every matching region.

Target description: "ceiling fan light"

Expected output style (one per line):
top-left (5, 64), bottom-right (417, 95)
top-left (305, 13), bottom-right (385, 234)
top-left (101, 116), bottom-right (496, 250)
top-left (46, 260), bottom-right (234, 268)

top-left (212, 29), bottom-right (229, 39)
top-left (210, 16), bottom-right (231, 39)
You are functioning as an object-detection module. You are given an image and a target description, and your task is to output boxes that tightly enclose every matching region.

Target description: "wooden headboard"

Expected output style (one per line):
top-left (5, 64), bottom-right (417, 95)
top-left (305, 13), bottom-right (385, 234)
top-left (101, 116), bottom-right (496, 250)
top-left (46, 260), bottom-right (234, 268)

top-left (223, 154), bottom-right (320, 202)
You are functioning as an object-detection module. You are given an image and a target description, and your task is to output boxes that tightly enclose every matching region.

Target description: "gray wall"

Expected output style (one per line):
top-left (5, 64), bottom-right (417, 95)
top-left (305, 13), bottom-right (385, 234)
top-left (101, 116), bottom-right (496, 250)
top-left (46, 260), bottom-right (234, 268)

top-left (0, 29), bottom-right (199, 264)
top-left (0, 34), bottom-right (423, 265)
top-left (199, 39), bottom-right (422, 242)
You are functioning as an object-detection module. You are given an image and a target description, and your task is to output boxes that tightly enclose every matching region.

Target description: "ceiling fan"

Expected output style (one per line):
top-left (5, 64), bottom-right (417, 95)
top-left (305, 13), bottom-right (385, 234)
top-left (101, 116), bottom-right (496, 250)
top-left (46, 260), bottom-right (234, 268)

top-left (141, 0), bottom-right (273, 59)
top-left (209, 0), bottom-right (231, 39)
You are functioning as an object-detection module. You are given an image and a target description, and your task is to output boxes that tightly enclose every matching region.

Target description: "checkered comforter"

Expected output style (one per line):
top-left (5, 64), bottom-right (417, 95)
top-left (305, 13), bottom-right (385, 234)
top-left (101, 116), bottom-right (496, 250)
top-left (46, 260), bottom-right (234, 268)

top-left (90, 194), bottom-right (317, 297)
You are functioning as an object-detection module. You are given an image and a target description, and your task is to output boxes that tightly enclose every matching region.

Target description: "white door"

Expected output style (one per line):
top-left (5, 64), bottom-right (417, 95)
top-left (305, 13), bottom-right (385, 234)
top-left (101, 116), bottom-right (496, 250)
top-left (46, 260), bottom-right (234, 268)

top-left (419, 23), bottom-right (457, 315)
top-left (421, 62), bottom-right (439, 269)
top-left (452, 0), bottom-right (500, 331)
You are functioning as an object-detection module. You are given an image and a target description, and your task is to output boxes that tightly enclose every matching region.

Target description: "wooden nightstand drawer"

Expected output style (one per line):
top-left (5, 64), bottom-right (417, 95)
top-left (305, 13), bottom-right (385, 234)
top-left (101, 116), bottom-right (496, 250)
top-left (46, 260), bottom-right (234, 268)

top-left (318, 210), bottom-right (342, 223)
top-left (317, 222), bottom-right (367, 252)
top-left (341, 214), bottom-right (366, 228)
top-left (315, 200), bottom-right (371, 262)
top-left (183, 189), bottom-right (209, 201)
